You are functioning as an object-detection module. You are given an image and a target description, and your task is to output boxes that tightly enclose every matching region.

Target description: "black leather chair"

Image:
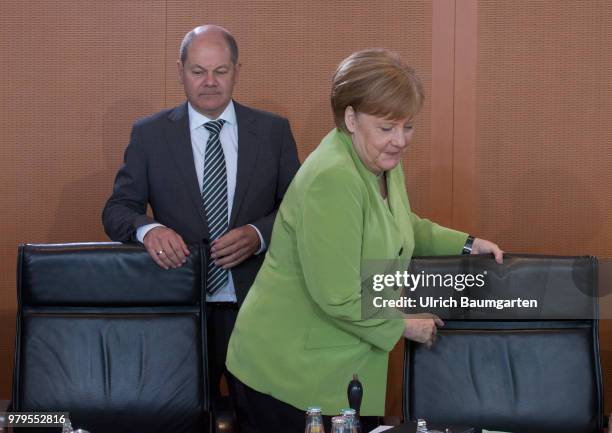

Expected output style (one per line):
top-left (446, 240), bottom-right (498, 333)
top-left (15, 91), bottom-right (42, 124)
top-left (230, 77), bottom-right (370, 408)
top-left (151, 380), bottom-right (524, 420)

top-left (403, 254), bottom-right (603, 433)
top-left (12, 242), bottom-right (211, 433)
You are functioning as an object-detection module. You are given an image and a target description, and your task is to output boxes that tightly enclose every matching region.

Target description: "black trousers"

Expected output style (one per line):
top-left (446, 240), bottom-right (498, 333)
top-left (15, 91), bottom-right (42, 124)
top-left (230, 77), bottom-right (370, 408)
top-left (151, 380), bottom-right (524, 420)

top-left (205, 302), bottom-right (239, 409)
top-left (229, 373), bottom-right (380, 433)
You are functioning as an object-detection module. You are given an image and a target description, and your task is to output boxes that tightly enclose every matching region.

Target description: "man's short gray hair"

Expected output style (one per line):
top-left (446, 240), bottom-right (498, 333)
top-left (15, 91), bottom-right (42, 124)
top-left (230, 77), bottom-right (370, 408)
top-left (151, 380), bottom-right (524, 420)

top-left (179, 25), bottom-right (239, 65)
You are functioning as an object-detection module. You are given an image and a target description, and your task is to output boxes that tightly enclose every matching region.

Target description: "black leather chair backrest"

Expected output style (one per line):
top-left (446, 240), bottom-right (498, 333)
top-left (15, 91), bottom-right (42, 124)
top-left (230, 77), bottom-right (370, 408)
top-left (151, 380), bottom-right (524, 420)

top-left (403, 254), bottom-right (603, 433)
top-left (13, 243), bottom-right (209, 433)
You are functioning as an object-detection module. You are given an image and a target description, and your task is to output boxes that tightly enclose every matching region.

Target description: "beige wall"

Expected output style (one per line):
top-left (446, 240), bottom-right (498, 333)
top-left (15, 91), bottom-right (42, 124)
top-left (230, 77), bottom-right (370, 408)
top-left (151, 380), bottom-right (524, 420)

top-left (1, 0), bottom-right (611, 417)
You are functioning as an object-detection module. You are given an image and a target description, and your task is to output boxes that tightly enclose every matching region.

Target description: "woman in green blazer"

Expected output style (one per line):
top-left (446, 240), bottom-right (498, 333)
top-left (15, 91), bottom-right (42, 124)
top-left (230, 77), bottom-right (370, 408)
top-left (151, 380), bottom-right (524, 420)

top-left (226, 49), bottom-right (502, 431)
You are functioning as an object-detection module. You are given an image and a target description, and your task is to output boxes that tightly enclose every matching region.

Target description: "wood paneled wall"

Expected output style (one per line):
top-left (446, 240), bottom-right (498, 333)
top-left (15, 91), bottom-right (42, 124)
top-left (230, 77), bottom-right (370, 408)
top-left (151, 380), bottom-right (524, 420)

top-left (1, 0), bottom-right (611, 418)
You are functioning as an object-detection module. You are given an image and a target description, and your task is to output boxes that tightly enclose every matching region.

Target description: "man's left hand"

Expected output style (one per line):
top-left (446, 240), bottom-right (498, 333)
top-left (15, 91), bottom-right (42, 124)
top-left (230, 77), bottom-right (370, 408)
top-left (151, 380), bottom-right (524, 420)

top-left (211, 225), bottom-right (261, 269)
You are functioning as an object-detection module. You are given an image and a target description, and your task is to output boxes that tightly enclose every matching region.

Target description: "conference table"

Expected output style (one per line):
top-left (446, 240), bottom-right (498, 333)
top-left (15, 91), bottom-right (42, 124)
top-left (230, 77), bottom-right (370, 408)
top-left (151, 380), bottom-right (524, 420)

top-left (2, 400), bottom-right (606, 433)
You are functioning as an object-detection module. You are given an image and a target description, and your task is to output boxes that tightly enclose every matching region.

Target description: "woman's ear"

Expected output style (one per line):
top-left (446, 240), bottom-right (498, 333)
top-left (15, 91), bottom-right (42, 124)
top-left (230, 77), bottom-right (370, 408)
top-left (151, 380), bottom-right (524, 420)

top-left (344, 106), bottom-right (356, 133)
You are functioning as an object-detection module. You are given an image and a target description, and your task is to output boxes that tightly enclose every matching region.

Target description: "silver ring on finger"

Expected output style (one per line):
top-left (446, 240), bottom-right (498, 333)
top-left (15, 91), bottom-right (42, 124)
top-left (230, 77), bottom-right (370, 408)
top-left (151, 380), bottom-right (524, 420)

top-left (157, 250), bottom-right (165, 256)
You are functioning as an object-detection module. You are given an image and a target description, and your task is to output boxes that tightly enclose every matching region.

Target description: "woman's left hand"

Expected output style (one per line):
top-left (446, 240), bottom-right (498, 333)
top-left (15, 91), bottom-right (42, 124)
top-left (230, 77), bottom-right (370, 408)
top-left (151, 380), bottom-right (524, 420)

top-left (472, 238), bottom-right (504, 264)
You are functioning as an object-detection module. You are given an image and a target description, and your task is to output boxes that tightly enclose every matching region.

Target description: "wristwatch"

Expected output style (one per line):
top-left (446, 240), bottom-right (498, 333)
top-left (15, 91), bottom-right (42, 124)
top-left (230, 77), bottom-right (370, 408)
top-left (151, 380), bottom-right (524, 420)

top-left (462, 235), bottom-right (475, 255)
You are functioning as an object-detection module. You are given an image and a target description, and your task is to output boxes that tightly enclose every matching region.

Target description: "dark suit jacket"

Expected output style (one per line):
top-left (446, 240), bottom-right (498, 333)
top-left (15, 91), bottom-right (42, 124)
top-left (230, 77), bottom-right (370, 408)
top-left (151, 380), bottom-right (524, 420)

top-left (102, 100), bottom-right (300, 303)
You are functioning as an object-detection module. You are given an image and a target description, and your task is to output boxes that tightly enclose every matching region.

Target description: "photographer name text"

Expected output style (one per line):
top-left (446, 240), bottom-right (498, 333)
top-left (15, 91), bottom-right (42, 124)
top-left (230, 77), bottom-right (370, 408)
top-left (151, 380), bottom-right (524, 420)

top-left (372, 296), bottom-right (538, 310)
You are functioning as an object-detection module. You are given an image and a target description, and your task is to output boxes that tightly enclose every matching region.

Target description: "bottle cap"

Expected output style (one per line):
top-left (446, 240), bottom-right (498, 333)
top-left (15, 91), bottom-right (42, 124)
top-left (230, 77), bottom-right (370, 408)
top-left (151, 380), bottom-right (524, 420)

top-left (331, 416), bottom-right (346, 424)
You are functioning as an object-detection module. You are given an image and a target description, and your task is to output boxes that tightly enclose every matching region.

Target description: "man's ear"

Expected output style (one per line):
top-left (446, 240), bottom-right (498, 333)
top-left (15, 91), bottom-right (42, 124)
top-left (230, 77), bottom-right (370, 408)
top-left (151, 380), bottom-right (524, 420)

top-left (177, 60), bottom-right (184, 85)
top-left (233, 62), bottom-right (241, 83)
top-left (344, 106), bottom-right (357, 133)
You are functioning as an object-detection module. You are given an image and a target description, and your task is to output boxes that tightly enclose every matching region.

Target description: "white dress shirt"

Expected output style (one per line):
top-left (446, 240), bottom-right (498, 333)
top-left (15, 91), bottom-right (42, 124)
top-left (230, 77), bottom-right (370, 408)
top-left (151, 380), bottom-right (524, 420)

top-left (137, 100), bottom-right (265, 302)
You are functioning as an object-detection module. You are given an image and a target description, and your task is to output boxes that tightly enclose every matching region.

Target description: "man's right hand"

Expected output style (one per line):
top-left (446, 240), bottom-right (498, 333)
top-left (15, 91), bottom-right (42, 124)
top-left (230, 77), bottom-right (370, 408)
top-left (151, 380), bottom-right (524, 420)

top-left (143, 226), bottom-right (190, 269)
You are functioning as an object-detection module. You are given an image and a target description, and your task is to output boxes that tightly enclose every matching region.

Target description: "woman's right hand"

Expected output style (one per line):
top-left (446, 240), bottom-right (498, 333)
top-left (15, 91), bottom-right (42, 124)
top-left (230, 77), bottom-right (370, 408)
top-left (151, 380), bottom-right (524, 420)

top-left (403, 314), bottom-right (444, 348)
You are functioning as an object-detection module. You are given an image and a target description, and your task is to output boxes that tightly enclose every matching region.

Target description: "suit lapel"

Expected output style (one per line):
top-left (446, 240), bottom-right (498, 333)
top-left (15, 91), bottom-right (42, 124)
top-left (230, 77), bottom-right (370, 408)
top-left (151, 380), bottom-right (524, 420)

top-left (230, 101), bottom-right (260, 228)
top-left (166, 103), bottom-right (209, 235)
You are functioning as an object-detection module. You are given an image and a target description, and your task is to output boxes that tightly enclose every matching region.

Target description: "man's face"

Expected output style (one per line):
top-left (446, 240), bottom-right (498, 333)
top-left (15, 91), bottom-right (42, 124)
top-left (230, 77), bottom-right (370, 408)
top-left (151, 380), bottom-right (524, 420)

top-left (178, 34), bottom-right (239, 118)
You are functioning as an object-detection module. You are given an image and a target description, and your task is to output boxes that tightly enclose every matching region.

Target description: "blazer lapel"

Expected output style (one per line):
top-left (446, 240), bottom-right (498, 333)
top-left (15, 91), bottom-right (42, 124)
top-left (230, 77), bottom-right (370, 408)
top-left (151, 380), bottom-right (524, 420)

top-left (230, 101), bottom-right (260, 228)
top-left (166, 103), bottom-right (209, 235)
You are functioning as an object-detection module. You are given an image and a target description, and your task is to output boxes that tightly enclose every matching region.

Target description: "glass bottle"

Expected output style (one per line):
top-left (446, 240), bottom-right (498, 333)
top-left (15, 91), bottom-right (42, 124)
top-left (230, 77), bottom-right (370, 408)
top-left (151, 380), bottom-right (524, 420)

top-left (340, 408), bottom-right (361, 433)
top-left (62, 418), bottom-right (73, 433)
top-left (416, 418), bottom-right (428, 433)
top-left (305, 406), bottom-right (325, 433)
top-left (331, 416), bottom-right (348, 433)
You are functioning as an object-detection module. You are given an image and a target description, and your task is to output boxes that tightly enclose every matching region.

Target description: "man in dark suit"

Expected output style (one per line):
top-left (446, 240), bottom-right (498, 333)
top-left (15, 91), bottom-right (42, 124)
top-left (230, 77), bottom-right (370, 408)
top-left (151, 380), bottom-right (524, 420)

top-left (102, 24), bottom-right (300, 414)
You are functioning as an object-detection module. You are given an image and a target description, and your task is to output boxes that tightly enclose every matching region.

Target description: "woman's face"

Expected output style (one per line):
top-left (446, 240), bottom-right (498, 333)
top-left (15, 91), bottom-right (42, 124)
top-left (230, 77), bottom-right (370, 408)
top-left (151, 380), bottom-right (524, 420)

top-left (344, 107), bottom-right (415, 174)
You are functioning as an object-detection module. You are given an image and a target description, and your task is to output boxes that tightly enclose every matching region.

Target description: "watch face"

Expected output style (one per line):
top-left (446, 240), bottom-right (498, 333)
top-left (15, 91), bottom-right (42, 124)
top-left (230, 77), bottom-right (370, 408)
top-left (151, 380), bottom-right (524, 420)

top-left (462, 236), bottom-right (474, 255)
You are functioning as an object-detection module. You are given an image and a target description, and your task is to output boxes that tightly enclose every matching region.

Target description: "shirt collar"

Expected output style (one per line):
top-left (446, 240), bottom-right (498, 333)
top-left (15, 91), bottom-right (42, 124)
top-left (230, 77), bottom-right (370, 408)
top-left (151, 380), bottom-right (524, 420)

top-left (187, 100), bottom-right (237, 132)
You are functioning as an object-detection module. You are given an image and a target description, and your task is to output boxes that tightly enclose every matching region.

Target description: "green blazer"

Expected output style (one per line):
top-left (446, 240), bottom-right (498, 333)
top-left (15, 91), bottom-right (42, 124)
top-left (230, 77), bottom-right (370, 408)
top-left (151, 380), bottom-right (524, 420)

top-left (226, 129), bottom-right (467, 415)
